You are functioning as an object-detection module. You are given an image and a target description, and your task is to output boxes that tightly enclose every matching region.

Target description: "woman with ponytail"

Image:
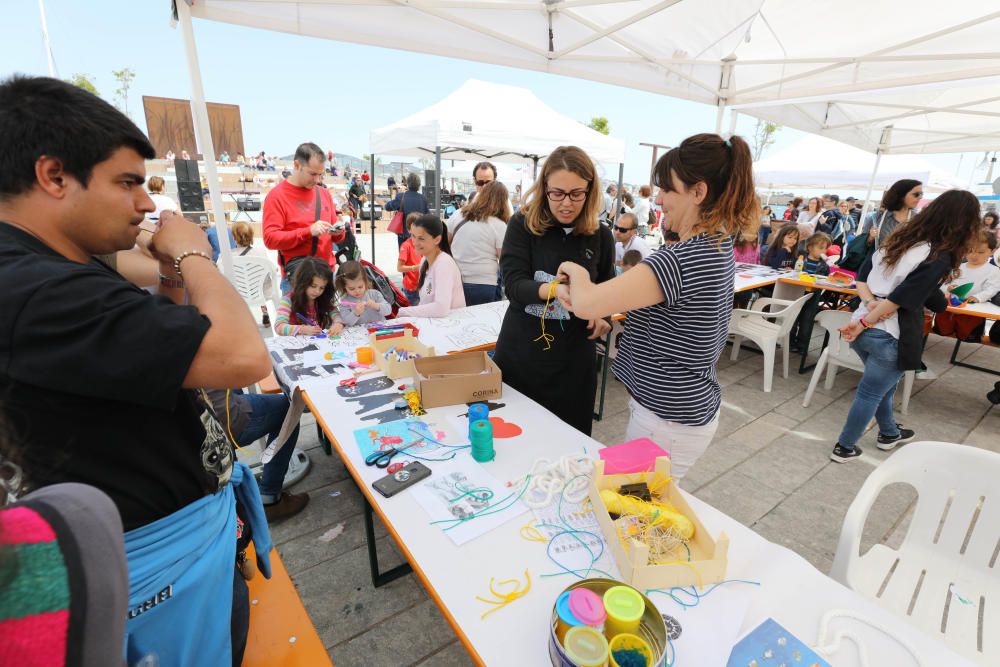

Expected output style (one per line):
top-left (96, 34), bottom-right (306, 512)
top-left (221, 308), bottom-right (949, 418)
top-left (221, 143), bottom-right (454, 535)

top-left (395, 214), bottom-right (466, 318)
top-left (557, 133), bottom-right (760, 478)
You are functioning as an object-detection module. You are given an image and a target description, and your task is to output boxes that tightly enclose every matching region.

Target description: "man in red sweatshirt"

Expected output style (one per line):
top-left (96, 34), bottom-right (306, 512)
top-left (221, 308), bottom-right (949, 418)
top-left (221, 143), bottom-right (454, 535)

top-left (262, 142), bottom-right (345, 292)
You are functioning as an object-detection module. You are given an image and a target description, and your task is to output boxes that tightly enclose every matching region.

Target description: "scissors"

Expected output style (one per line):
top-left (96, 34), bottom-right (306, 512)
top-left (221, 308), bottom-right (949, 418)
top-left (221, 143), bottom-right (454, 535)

top-left (365, 438), bottom-right (424, 468)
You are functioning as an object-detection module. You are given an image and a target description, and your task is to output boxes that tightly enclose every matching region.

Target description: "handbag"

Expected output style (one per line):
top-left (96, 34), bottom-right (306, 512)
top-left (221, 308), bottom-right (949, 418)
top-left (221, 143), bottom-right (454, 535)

top-left (280, 187), bottom-right (322, 279)
top-left (388, 193), bottom-right (405, 235)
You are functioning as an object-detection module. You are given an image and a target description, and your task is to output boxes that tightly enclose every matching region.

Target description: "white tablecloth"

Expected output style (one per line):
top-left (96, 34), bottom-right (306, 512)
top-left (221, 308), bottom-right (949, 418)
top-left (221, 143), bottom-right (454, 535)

top-left (304, 376), bottom-right (973, 667)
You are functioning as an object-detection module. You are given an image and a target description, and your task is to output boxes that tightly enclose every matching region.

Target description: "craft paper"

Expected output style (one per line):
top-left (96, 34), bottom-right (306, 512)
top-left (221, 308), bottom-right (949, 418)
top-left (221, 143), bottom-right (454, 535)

top-left (727, 618), bottom-right (831, 667)
top-left (411, 457), bottom-right (529, 546)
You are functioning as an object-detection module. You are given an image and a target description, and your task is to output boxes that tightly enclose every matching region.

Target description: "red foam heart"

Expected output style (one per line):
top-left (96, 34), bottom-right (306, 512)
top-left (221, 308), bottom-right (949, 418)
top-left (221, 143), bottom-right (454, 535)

top-left (488, 417), bottom-right (522, 438)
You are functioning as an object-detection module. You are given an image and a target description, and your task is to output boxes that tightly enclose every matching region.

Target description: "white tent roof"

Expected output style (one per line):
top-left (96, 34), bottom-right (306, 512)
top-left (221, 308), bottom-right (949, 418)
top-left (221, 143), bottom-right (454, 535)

top-left (736, 77), bottom-right (1000, 155)
top-left (368, 80), bottom-right (625, 164)
top-left (187, 1), bottom-right (1000, 117)
top-left (754, 135), bottom-right (964, 192)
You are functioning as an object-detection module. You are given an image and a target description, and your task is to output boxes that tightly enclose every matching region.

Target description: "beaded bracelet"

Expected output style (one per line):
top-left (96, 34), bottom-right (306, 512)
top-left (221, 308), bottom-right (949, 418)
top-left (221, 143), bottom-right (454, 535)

top-left (173, 250), bottom-right (214, 277)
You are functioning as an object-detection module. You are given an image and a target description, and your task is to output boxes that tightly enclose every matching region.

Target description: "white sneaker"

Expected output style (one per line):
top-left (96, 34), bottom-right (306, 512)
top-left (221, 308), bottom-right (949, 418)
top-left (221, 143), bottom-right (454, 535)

top-left (915, 368), bottom-right (938, 380)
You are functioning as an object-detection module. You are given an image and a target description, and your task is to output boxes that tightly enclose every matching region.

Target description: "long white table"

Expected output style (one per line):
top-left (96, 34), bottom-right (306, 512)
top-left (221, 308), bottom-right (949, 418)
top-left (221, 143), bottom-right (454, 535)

top-left (290, 360), bottom-right (974, 666)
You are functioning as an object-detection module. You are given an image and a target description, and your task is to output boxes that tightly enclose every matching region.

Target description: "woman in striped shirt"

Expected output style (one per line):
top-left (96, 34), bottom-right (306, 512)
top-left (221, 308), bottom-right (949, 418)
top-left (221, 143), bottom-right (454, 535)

top-left (557, 133), bottom-right (759, 478)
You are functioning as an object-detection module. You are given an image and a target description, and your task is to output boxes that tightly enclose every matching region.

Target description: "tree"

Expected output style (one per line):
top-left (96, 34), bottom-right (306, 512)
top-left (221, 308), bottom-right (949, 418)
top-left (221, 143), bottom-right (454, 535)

top-left (66, 73), bottom-right (99, 96)
top-left (112, 67), bottom-right (135, 119)
top-left (587, 116), bottom-right (611, 135)
top-left (751, 118), bottom-right (781, 160)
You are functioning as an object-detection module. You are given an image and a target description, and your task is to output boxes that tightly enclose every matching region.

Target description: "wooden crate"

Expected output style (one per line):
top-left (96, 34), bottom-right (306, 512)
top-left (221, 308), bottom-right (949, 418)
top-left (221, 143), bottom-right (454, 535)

top-left (589, 456), bottom-right (728, 590)
top-left (369, 329), bottom-right (435, 380)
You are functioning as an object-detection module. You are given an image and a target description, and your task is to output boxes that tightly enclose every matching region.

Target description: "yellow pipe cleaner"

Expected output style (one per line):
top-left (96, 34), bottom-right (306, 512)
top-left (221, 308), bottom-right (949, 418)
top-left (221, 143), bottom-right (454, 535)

top-left (475, 569), bottom-right (532, 619)
top-left (533, 281), bottom-right (559, 351)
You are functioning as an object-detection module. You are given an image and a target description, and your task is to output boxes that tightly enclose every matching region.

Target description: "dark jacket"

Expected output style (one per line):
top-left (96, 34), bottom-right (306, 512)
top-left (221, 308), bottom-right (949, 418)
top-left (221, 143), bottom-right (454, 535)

top-left (858, 252), bottom-right (951, 370)
top-left (838, 232), bottom-right (877, 273)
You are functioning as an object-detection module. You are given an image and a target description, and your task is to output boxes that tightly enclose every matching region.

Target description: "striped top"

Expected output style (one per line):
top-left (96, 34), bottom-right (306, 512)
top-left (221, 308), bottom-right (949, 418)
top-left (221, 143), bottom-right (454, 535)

top-left (612, 233), bottom-right (735, 426)
top-left (273, 297), bottom-right (341, 336)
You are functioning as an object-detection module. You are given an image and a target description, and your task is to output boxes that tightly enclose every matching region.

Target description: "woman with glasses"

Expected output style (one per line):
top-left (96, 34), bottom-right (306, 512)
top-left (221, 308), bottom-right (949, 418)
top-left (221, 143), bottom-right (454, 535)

top-left (861, 179), bottom-right (923, 248)
top-left (493, 146), bottom-right (615, 436)
top-left (556, 134), bottom-right (759, 479)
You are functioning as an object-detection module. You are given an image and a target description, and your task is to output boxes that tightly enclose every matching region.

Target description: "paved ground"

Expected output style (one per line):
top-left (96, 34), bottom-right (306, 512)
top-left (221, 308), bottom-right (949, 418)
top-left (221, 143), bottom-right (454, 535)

top-left (267, 318), bottom-right (1000, 665)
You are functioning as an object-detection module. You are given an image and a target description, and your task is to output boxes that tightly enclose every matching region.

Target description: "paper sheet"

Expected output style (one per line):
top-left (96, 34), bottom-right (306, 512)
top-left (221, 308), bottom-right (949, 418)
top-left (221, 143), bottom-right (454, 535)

top-left (410, 457), bottom-right (529, 546)
top-left (652, 580), bottom-right (756, 667)
top-left (530, 501), bottom-right (620, 579)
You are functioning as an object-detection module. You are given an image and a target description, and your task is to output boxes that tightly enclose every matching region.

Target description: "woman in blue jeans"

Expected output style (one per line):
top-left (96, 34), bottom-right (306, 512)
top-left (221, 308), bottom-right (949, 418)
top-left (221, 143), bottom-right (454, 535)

top-left (831, 190), bottom-right (983, 462)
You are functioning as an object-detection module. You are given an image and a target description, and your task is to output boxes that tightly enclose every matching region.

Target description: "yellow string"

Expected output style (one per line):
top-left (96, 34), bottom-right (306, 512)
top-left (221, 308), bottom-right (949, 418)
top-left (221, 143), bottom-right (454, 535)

top-left (475, 569), bottom-right (532, 619)
top-left (533, 281), bottom-right (559, 350)
top-left (224, 389), bottom-right (246, 452)
top-left (520, 521), bottom-right (549, 542)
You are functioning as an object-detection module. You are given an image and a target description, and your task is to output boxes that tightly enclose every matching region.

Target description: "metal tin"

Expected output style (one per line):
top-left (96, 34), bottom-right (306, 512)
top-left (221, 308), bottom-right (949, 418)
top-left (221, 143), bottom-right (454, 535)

top-left (548, 579), bottom-right (667, 667)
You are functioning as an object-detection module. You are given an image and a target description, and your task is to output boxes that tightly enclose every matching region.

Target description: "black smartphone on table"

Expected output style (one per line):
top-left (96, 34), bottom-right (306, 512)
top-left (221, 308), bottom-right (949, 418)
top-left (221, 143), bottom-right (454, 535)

top-left (372, 462), bottom-right (432, 498)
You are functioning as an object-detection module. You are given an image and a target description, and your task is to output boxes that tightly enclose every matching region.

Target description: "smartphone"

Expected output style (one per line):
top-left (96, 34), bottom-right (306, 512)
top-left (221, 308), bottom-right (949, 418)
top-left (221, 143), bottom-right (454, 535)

top-left (372, 462), bottom-right (432, 498)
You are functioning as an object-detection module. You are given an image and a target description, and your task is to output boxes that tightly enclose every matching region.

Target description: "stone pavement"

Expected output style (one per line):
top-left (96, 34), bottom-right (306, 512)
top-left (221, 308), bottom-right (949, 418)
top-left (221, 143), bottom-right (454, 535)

top-left (271, 332), bottom-right (1000, 665)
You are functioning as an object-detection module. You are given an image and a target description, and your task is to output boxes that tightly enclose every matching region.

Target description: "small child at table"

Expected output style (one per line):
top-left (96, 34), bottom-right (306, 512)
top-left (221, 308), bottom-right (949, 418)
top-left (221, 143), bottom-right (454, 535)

top-left (764, 225), bottom-right (800, 270)
top-left (934, 228), bottom-right (1000, 341)
top-left (791, 233), bottom-right (833, 353)
top-left (396, 213), bottom-right (422, 306)
top-left (335, 260), bottom-right (392, 326)
top-left (274, 257), bottom-right (344, 337)
top-left (621, 249), bottom-right (642, 272)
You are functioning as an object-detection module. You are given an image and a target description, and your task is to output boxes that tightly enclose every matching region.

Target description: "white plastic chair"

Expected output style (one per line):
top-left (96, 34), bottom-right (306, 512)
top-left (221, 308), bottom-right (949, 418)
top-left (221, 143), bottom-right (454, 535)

top-left (831, 442), bottom-right (1000, 665)
top-left (802, 310), bottom-right (914, 414)
top-left (230, 255), bottom-right (280, 321)
top-left (729, 294), bottom-right (813, 392)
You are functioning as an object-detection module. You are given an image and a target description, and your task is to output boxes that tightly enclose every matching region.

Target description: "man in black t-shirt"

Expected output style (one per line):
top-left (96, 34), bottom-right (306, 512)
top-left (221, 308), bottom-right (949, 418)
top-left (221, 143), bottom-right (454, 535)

top-left (0, 75), bottom-right (272, 665)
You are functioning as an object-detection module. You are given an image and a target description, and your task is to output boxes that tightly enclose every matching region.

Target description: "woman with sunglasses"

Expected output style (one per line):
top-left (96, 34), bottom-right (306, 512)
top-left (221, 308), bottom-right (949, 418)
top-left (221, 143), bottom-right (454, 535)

top-left (861, 179), bottom-right (923, 248)
top-left (493, 146), bottom-right (615, 436)
top-left (556, 134), bottom-right (759, 479)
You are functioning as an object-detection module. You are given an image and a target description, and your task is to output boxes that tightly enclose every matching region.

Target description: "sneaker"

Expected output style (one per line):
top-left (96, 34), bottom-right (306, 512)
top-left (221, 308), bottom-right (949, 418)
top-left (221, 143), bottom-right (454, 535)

top-left (264, 491), bottom-right (309, 521)
top-left (915, 368), bottom-right (937, 380)
top-left (877, 427), bottom-right (916, 451)
top-left (830, 444), bottom-right (863, 463)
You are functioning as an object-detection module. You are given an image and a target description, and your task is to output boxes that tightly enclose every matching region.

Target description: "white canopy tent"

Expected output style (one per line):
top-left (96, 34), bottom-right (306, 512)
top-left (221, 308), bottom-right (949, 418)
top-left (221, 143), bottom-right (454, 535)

top-left (368, 79), bottom-right (625, 261)
top-left (170, 0), bottom-right (999, 270)
top-left (181, 0), bottom-right (1000, 132)
top-left (754, 135), bottom-right (965, 193)
top-left (370, 79), bottom-right (625, 166)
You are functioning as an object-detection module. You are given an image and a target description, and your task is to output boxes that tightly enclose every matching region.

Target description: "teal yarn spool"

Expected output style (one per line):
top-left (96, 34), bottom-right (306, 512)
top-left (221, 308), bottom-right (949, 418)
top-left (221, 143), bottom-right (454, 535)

top-left (468, 402), bottom-right (489, 439)
top-left (470, 419), bottom-right (495, 463)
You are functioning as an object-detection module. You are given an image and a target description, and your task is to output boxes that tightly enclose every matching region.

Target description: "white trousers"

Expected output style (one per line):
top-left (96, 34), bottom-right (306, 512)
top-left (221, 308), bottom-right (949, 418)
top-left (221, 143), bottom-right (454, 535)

top-left (624, 399), bottom-right (720, 480)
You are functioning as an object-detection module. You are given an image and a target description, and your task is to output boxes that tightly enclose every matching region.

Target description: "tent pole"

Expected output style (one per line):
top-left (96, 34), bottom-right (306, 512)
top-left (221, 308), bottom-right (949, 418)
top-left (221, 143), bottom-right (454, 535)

top-left (533, 156), bottom-right (539, 179)
top-left (369, 153), bottom-right (376, 264)
top-left (615, 163), bottom-right (624, 223)
top-left (715, 104), bottom-right (726, 134)
top-left (176, 0), bottom-right (232, 278)
top-left (434, 146), bottom-right (441, 216)
top-left (860, 126), bottom-right (893, 226)
top-left (728, 110), bottom-right (739, 138)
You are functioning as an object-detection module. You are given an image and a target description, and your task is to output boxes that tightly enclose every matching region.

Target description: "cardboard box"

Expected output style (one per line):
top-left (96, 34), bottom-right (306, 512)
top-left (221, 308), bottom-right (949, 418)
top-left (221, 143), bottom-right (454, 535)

top-left (369, 330), bottom-right (435, 380)
top-left (412, 351), bottom-right (503, 408)
top-left (589, 456), bottom-right (728, 590)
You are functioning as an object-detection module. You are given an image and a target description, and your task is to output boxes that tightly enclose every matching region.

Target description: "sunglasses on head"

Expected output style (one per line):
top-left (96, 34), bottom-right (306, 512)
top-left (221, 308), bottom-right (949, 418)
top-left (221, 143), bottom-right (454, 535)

top-left (613, 225), bottom-right (635, 233)
top-left (475, 179), bottom-right (493, 187)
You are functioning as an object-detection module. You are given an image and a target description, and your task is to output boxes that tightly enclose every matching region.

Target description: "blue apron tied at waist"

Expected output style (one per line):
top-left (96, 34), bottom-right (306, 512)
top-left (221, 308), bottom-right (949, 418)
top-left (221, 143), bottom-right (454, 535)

top-left (123, 463), bottom-right (272, 666)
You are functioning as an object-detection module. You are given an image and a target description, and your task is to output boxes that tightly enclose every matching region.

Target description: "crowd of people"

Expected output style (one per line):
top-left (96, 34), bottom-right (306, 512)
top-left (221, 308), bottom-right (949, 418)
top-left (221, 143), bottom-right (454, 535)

top-left (2, 74), bottom-right (1000, 666)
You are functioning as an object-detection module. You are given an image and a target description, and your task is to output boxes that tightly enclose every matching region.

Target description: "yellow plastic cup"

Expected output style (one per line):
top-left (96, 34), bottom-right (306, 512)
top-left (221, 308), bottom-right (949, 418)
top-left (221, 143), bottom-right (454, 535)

top-left (563, 625), bottom-right (610, 667)
top-left (603, 586), bottom-right (645, 640)
top-left (608, 633), bottom-right (652, 667)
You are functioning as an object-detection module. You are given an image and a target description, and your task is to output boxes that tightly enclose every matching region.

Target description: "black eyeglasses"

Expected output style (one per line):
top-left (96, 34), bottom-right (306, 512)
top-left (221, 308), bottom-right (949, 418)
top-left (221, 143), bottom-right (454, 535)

top-left (547, 189), bottom-right (589, 202)
top-left (475, 179), bottom-right (493, 187)
top-left (613, 225), bottom-right (636, 233)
